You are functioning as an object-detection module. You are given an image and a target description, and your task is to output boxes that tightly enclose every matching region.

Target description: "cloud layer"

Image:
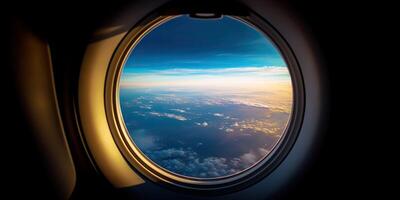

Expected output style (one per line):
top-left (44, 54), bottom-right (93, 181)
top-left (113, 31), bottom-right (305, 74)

top-left (145, 147), bottom-right (270, 178)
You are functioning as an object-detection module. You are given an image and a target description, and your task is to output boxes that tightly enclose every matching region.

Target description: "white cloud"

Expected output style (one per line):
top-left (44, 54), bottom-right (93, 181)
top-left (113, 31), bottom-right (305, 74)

top-left (240, 152), bottom-right (258, 165)
top-left (213, 113), bottom-right (224, 117)
top-left (228, 99), bottom-right (269, 109)
top-left (225, 128), bottom-right (234, 133)
top-left (139, 105), bottom-right (152, 109)
top-left (149, 148), bottom-right (190, 159)
top-left (165, 113), bottom-right (187, 121)
top-left (170, 108), bottom-right (186, 113)
top-left (148, 112), bottom-right (162, 117)
top-left (127, 66), bottom-right (288, 76)
top-left (148, 112), bottom-right (187, 121)
top-left (258, 147), bottom-right (270, 155)
top-left (195, 122), bottom-right (208, 127)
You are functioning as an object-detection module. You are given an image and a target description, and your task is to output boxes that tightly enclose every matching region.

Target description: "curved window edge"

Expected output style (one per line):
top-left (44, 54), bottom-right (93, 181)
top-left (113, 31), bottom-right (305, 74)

top-left (103, 10), bottom-right (305, 194)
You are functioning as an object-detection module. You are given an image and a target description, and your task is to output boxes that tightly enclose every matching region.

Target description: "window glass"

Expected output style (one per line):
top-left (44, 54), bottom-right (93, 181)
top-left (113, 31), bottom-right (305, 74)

top-left (119, 16), bottom-right (292, 178)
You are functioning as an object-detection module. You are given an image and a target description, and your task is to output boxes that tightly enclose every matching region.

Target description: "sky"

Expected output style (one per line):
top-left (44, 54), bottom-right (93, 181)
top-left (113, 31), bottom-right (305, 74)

top-left (121, 15), bottom-right (290, 91)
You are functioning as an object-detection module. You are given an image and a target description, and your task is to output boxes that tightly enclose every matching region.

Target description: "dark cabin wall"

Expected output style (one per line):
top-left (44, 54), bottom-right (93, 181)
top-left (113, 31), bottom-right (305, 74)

top-left (3, 0), bottom-right (388, 199)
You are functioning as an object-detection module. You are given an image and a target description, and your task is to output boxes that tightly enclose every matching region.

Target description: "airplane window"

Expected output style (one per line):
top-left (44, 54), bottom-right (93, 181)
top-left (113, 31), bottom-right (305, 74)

top-left (117, 15), bottom-right (293, 180)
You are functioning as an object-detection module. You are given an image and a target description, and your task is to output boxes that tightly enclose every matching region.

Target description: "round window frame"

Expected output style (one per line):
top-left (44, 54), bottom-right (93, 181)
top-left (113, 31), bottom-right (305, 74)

top-left (105, 11), bottom-right (304, 193)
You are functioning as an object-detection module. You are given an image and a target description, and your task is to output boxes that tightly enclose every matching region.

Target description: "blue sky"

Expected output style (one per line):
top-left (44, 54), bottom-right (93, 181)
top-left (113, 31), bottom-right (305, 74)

top-left (124, 15), bottom-right (285, 70)
top-left (121, 15), bottom-right (289, 89)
